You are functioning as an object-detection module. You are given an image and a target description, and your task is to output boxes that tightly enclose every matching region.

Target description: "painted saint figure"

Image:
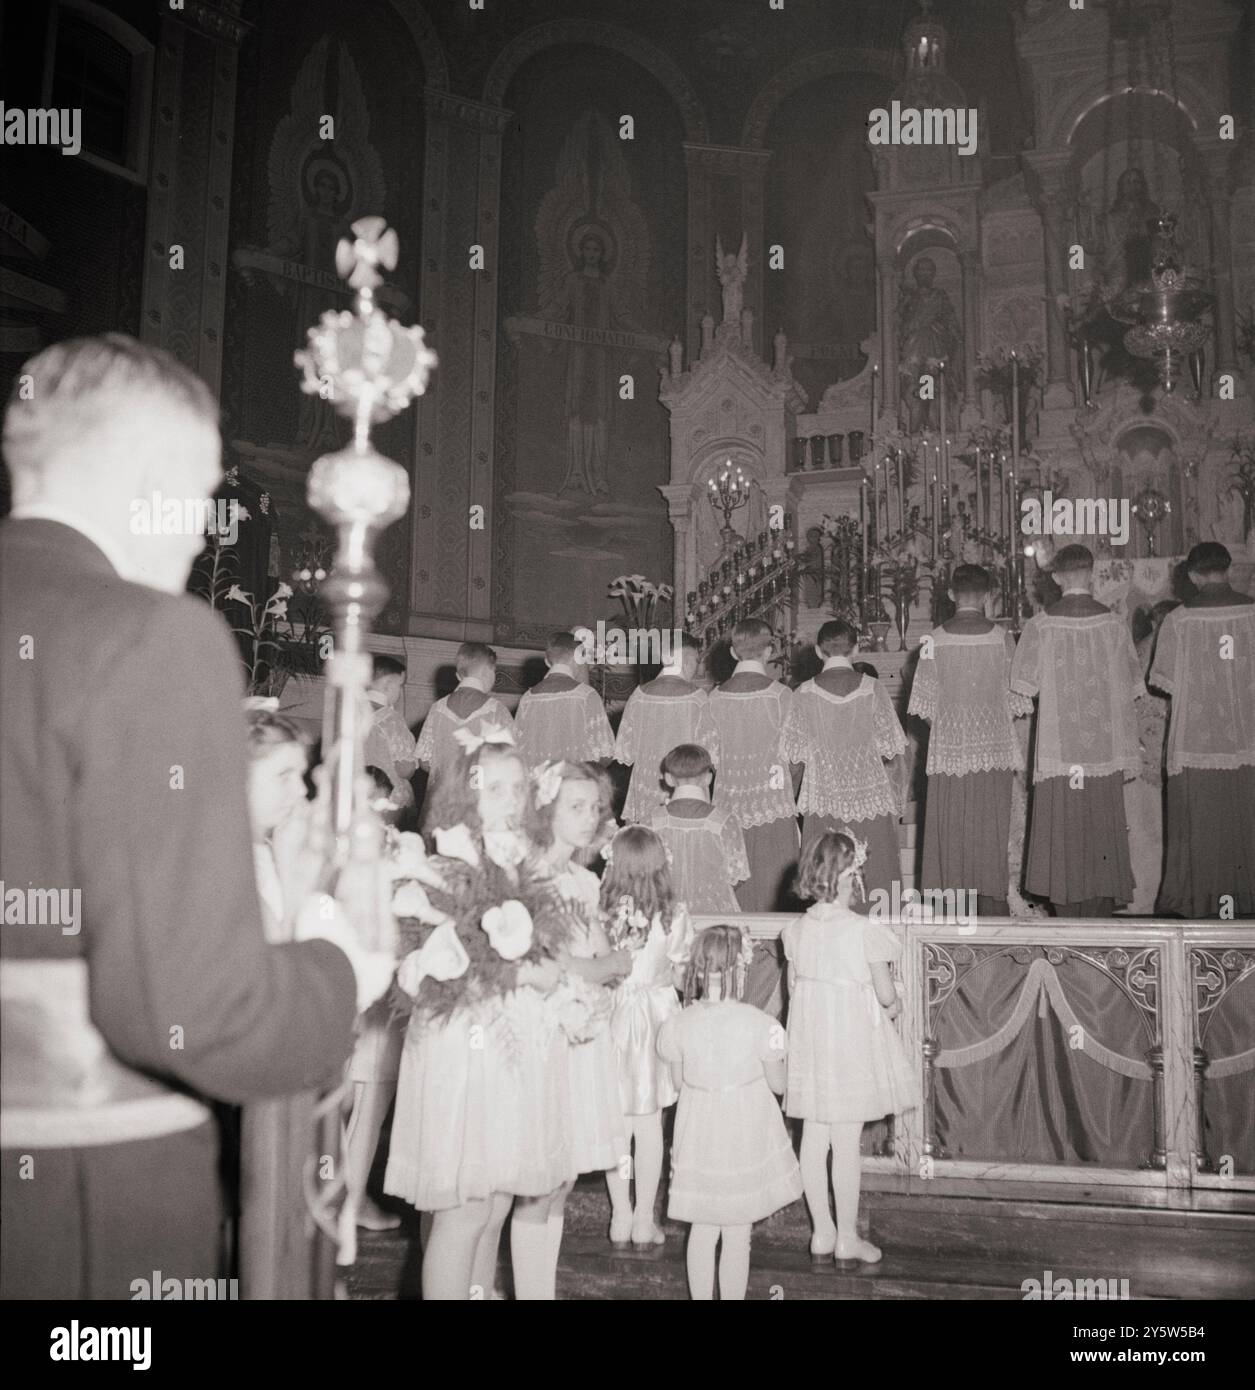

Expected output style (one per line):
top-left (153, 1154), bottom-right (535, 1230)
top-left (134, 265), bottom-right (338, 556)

top-left (895, 256), bottom-right (962, 434)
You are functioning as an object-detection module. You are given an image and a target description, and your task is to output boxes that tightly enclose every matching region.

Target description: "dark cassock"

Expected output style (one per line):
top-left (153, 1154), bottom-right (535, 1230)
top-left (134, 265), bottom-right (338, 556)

top-left (0, 517), bottom-right (357, 1299)
top-left (1010, 594), bottom-right (1143, 915)
top-left (1149, 583), bottom-right (1255, 918)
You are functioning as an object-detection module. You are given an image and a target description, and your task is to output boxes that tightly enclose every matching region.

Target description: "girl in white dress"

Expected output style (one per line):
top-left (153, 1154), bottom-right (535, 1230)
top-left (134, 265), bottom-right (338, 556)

top-left (244, 704), bottom-right (403, 1263)
top-left (782, 832), bottom-right (921, 1267)
top-left (599, 825), bottom-right (694, 1249)
top-left (511, 761), bottom-right (631, 1300)
top-left (657, 925), bottom-right (803, 1300)
top-left (384, 734), bottom-right (578, 1301)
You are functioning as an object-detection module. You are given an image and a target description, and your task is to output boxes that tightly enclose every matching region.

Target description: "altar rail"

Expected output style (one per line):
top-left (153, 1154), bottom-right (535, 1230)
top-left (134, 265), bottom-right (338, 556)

top-left (692, 915), bottom-right (1255, 1193)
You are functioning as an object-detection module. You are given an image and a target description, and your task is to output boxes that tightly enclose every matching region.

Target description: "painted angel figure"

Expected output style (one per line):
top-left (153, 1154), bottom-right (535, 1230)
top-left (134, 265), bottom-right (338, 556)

top-left (716, 233), bottom-right (749, 327)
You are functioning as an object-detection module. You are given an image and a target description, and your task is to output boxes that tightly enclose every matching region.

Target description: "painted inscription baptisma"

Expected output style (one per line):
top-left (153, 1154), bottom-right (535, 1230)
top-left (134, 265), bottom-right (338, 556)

top-left (495, 47), bottom-right (684, 644)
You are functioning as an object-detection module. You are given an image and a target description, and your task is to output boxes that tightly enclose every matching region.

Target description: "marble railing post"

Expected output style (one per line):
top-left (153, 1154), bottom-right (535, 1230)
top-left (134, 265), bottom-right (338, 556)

top-left (659, 483), bottom-right (695, 613)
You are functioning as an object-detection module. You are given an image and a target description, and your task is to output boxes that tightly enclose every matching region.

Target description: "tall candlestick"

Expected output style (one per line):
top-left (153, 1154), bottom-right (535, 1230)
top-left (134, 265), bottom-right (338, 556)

top-left (931, 473), bottom-right (939, 561)
top-left (860, 475), bottom-right (868, 578)
top-left (938, 360), bottom-right (947, 473)
top-left (1011, 351), bottom-right (1020, 471)
top-left (871, 362), bottom-right (878, 439)
top-left (976, 447), bottom-right (984, 533)
top-left (896, 450), bottom-right (905, 535)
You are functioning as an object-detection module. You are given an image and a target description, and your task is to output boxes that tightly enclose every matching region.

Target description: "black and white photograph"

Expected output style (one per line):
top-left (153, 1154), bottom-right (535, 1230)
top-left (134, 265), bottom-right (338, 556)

top-left (1, 0), bottom-right (1253, 1351)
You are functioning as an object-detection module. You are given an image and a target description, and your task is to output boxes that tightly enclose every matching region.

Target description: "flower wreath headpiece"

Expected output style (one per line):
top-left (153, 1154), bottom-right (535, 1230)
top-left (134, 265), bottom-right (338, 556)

top-left (452, 725), bottom-right (516, 756)
top-left (840, 832), bottom-right (870, 902)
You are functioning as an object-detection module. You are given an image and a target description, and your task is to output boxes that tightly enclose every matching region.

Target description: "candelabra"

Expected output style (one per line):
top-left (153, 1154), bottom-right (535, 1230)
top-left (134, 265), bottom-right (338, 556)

top-left (707, 461), bottom-right (750, 557)
top-left (685, 519), bottom-right (796, 644)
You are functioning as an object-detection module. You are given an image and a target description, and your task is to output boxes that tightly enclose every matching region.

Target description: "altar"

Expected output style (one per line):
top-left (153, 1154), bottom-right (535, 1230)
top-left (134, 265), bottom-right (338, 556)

top-left (659, 1), bottom-right (1255, 665)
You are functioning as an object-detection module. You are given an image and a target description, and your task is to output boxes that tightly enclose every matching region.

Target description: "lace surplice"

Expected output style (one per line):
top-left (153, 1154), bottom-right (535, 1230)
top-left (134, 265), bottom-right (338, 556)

top-left (514, 684), bottom-right (614, 765)
top-left (697, 683), bottom-right (797, 827)
top-left (1149, 604), bottom-right (1255, 775)
top-left (1010, 612), bottom-right (1144, 782)
top-left (782, 676), bottom-right (906, 823)
top-left (907, 627), bottom-right (1029, 776)
top-left (614, 688), bottom-right (710, 823)
top-left (649, 805), bottom-right (749, 913)
top-left (414, 695), bottom-right (514, 783)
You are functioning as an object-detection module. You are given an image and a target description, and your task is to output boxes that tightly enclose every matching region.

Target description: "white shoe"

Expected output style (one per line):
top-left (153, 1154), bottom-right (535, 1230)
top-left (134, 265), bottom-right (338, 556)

top-left (834, 1237), bottom-right (882, 1267)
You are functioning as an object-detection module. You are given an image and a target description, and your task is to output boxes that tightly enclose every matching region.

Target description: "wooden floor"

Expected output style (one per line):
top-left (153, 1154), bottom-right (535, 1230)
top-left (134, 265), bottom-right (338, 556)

top-left (345, 1174), bottom-right (1255, 1301)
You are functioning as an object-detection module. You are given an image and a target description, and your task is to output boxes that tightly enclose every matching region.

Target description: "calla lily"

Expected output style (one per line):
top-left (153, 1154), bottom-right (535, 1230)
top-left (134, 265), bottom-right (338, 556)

top-left (481, 899), bottom-right (533, 960)
top-left (392, 880), bottom-right (451, 926)
top-left (397, 922), bottom-right (469, 996)
top-left (434, 824), bottom-right (480, 867)
top-left (226, 584), bottom-right (251, 604)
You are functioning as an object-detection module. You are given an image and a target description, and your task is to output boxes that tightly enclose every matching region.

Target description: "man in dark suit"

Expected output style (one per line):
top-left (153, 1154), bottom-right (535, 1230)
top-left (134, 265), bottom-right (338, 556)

top-left (0, 335), bottom-right (388, 1298)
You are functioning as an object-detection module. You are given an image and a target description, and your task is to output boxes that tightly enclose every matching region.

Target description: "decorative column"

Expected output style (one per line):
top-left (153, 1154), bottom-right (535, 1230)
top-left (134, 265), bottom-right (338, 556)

top-left (1025, 152), bottom-right (1075, 411)
top-left (960, 247), bottom-right (981, 412)
top-left (410, 91), bottom-right (512, 639)
top-left (659, 483), bottom-right (695, 611)
top-left (140, 0), bottom-right (248, 395)
top-left (683, 144), bottom-right (772, 357)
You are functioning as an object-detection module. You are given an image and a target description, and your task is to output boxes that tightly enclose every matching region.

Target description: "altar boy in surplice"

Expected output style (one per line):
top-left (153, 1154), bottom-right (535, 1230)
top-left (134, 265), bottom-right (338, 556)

top-left (615, 631), bottom-right (711, 824)
top-left (513, 630), bottom-right (614, 767)
top-left (1010, 544), bottom-right (1143, 916)
top-left (697, 618), bottom-right (799, 913)
top-left (782, 619), bottom-right (907, 905)
top-left (1149, 542), bottom-right (1255, 918)
top-left (909, 565), bottom-right (1031, 917)
top-left (698, 619), bottom-right (798, 1016)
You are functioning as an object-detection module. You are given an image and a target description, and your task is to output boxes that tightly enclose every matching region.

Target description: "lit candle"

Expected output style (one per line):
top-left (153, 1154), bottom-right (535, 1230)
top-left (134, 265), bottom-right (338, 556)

top-left (871, 362), bottom-right (878, 439)
top-left (896, 449), bottom-right (905, 534)
top-left (1011, 352), bottom-right (1020, 473)
top-left (976, 447), bottom-right (984, 532)
top-left (938, 360), bottom-right (947, 471)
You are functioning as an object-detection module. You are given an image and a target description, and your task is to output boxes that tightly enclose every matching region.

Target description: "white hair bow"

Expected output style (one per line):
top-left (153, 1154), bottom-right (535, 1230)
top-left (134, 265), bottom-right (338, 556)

top-left (451, 725), bottom-right (516, 755)
top-left (838, 832), bottom-right (870, 902)
top-left (531, 761), bottom-right (563, 807)
top-left (243, 696), bottom-right (280, 713)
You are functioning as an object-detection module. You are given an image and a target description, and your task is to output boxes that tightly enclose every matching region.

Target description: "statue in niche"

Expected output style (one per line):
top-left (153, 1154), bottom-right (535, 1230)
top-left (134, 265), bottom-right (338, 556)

top-left (716, 232), bottom-right (749, 327)
top-left (534, 110), bottom-right (652, 499)
top-left (1099, 167), bottom-right (1161, 297)
top-left (895, 256), bottom-right (962, 432)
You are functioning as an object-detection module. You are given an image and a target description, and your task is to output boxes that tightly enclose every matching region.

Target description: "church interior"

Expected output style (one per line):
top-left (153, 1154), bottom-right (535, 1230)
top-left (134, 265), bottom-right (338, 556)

top-left (2, 0), bottom-right (1254, 1309)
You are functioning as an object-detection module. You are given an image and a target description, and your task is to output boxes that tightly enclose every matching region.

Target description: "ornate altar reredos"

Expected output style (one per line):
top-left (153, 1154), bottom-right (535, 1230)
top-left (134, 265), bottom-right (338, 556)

top-left (659, 0), bottom-right (1255, 648)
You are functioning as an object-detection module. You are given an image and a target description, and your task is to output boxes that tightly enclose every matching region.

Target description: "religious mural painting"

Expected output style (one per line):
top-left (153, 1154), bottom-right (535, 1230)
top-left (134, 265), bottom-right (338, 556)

top-left (496, 51), bottom-right (683, 644)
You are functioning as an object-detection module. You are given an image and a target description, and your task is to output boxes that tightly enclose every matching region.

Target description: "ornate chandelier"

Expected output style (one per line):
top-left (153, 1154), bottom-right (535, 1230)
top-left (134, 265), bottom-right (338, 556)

top-left (1109, 212), bottom-right (1212, 391)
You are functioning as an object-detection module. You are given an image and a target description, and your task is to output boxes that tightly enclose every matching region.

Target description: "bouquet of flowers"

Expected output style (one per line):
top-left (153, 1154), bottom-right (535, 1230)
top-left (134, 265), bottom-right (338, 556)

top-left (386, 825), bottom-right (607, 1040)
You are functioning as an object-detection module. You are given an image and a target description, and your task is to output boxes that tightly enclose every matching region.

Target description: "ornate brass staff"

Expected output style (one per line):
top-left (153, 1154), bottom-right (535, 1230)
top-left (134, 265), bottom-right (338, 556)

top-left (295, 217), bottom-right (437, 868)
top-left (239, 218), bottom-right (434, 1297)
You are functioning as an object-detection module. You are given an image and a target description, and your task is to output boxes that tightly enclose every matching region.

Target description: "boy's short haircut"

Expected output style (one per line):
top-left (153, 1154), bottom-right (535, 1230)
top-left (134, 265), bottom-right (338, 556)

top-left (951, 563), bottom-right (990, 597)
top-left (852, 661), bottom-right (879, 679)
top-left (371, 654), bottom-right (407, 681)
top-left (731, 618), bottom-right (772, 656)
top-left (1052, 543), bottom-right (1095, 576)
top-left (1186, 541), bottom-right (1231, 577)
top-left (678, 631), bottom-right (703, 655)
top-left (455, 641), bottom-right (497, 679)
top-left (816, 619), bottom-right (858, 655)
top-left (661, 742), bottom-right (714, 780)
top-left (545, 631), bottom-right (580, 662)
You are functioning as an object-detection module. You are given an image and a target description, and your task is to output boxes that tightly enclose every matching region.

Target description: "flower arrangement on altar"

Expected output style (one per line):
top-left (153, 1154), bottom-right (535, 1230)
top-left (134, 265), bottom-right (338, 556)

top-left (387, 818), bottom-right (608, 1041)
top-left (975, 343), bottom-right (1043, 392)
top-left (608, 573), bottom-right (674, 631)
